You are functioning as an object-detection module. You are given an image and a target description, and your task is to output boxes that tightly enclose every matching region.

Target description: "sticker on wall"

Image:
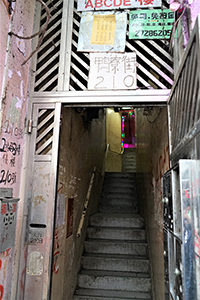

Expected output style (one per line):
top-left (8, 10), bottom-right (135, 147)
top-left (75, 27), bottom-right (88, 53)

top-left (77, 11), bottom-right (127, 52)
top-left (129, 9), bottom-right (175, 39)
top-left (77, 0), bottom-right (162, 11)
top-left (88, 52), bottom-right (137, 90)
top-left (55, 194), bottom-right (65, 228)
top-left (26, 251), bottom-right (44, 275)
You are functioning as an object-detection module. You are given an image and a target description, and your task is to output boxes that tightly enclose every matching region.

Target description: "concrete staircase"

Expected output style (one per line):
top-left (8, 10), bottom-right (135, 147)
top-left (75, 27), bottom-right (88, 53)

top-left (74, 172), bottom-right (152, 300)
top-left (122, 148), bottom-right (137, 173)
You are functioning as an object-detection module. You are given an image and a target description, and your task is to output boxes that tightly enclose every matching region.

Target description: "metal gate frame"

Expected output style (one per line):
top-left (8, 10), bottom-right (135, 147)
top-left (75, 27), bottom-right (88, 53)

top-left (17, 102), bottom-right (61, 300)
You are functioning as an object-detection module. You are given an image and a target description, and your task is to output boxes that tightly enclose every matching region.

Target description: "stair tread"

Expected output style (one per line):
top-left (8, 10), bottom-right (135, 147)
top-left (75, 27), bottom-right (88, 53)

top-left (82, 253), bottom-right (148, 260)
top-left (88, 226), bottom-right (145, 231)
top-left (79, 269), bottom-right (151, 278)
top-left (85, 238), bottom-right (147, 244)
top-left (99, 206), bottom-right (138, 214)
top-left (90, 213), bottom-right (143, 219)
top-left (74, 288), bottom-right (151, 299)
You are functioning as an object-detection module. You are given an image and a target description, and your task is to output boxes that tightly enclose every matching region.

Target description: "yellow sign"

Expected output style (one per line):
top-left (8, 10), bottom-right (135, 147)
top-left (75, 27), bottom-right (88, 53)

top-left (91, 15), bottom-right (116, 45)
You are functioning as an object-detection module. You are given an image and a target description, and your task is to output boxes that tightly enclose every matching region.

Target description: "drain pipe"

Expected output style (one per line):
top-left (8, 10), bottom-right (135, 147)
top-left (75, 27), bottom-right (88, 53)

top-left (77, 167), bottom-right (96, 238)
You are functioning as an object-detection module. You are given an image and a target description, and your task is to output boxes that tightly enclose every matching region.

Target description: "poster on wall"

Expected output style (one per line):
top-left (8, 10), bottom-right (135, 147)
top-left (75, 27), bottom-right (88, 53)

top-left (77, 11), bottom-right (127, 52)
top-left (129, 9), bottom-right (175, 39)
top-left (88, 52), bottom-right (137, 90)
top-left (77, 0), bottom-right (162, 11)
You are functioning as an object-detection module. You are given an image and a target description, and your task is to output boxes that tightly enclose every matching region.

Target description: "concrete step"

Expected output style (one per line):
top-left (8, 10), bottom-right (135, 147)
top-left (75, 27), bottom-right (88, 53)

top-left (123, 163), bottom-right (136, 167)
top-left (102, 186), bottom-right (136, 194)
top-left (123, 159), bottom-right (136, 163)
top-left (74, 288), bottom-right (151, 299)
top-left (105, 172), bottom-right (136, 178)
top-left (103, 176), bottom-right (136, 183)
top-left (81, 254), bottom-right (150, 273)
top-left (103, 178), bottom-right (136, 185)
top-left (123, 160), bottom-right (136, 163)
top-left (101, 189), bottom-right (137, 198)
top-left (103, 177), bottom-right (137, 184)
top-left (77, 270), bottom-right (151, 293)
top-left (87, 227), bottom-right (146, 241)
top-left (100, 198), bottom-right (136, 208)
top-left (99, 204), bottom-right (138, 214)
top-left (122, 165), bottom-right (136, 171)
top-left (89, 213), bottom-right (144, 228)
top-left (84, 239), bottom-right (148, 256)
top-left (123, 168), bottom-right (137, 173)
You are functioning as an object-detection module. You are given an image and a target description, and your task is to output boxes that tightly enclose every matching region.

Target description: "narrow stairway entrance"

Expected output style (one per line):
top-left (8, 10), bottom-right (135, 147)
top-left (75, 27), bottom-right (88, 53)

top-left (74, 149), bottom-right (152, 300)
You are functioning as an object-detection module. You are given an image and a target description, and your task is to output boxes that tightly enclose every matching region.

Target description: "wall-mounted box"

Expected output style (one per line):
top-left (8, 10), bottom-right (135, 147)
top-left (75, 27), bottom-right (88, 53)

top-left (0, 188), bottom-right (20, 252)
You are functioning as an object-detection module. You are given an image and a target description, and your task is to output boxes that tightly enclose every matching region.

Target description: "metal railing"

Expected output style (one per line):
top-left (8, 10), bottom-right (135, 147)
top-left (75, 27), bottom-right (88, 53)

top-left (76, 167), bottom-right (96, 237)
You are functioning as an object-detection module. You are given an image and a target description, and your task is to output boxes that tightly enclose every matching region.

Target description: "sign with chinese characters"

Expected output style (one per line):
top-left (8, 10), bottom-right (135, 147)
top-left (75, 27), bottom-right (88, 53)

top-left (88, 53), bottom-right (137, 90)
top-left (91, 14), bottom-right (116, 45)
top-left (129, 9), bottom-right (175, 39)
top-left (77, 11), bottom-right (127, 52)
top-left (77, 0), bottom-right (161, 11)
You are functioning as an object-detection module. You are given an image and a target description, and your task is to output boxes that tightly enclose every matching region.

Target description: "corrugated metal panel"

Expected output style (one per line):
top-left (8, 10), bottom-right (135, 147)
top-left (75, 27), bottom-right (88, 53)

top-left (168, 16), bottom-right (200, 153)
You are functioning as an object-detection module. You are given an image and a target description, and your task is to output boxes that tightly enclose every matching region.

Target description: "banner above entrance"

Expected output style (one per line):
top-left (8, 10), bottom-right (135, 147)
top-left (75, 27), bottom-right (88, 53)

top-left (77, 0), bottom-right (162, 11)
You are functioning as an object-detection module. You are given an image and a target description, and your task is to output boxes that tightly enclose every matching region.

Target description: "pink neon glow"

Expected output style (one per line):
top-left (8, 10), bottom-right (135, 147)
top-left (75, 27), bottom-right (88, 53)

top-left (123, 144), bottom-right (136, 148)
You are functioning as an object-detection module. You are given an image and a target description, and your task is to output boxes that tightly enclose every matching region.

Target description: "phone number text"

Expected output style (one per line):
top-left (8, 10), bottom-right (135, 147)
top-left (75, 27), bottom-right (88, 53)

top-left (134, 29), bottom-right (171, 38)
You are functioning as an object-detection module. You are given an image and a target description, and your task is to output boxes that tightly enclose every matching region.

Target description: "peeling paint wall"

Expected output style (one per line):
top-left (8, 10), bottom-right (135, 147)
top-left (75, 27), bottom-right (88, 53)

top-left (136, 107), bottom-right (169, 300)
top-left (0, 0), bottom-right (35, 299)
top-left (0, 1), bottom-right (10, 101)
top-left (50, 107), bottom-right (106, 300)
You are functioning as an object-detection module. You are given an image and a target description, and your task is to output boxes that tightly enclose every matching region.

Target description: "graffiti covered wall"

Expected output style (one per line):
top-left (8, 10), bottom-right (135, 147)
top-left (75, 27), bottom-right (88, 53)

top-left (0, 0), bottom-right (35, 298)
top-left (50, 108), bottom-right (106, 300)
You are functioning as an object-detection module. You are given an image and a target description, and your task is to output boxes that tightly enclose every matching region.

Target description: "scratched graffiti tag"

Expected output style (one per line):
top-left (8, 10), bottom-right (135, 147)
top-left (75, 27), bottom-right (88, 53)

top-left (32, 195), bottom-right (46, 208)
top-left (0, 135), bottom-right (22, 186)
top-left (3, 120), bottom-right (23, 139)
top-left (69, 175), bottom-right (81, 198)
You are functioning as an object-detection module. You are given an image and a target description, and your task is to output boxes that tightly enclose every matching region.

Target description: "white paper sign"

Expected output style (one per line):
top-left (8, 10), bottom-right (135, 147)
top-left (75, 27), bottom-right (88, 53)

top-left (55, 194), bottom-right (65, 227)
top-left (78, 0), bottom-right (161, 11)
top-left (88, 53), bottom-right (137, 90)
top-left (77, 11), bottom-right (127, 53)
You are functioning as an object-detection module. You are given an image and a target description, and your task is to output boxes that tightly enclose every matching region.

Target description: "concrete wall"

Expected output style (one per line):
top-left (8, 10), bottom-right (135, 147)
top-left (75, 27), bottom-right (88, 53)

top-left (136, 107), bottom-right (169, 300)
top-left (0, 1), bottom-right (35, 299)
top-left (51, 107), bottom-right (106, 300)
